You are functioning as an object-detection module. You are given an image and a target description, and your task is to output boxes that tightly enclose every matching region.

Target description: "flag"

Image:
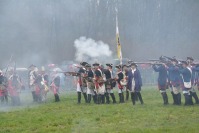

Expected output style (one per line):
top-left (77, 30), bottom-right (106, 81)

top-left (116, 15), bottom-right (122, 64)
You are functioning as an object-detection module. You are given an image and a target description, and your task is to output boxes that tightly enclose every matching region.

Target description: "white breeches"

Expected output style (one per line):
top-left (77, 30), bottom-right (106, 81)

top-left (96, 85), bottom-right (105, 95)
top-left (76, 83), bottom-right (87, 93)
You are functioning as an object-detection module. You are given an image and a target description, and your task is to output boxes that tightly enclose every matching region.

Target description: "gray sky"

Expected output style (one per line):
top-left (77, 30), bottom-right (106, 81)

top-left (0, 0), bottom-right (199, 67)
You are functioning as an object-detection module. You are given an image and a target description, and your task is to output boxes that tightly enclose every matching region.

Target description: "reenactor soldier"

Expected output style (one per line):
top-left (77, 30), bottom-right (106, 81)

top-left (8, 69), bottom-right (22, 106)
top-left (0, 70), bottom-right (8, 105)
top-left (85, 64), bottom-right (96, 103)
top-left (122, 64), bottom-right (129, 101)
top-left (28, 64), bottom-right (37, 102)
top-left (115, 65), bottom-right (124, 103)
top-left (187, 57), bottom-right (199, 104)
top-left (34, 71), bottom-right (43, 102)
top-left (152, 63), bottom-right (169, 105)
top-left (127, 63), bottom-right (144, 105)
top-left (193, 65), bottom-right (199, 92)
top-left (178, 61), bottom-right (193, 105)
top-left (40, 66), bottom-right (49, 102)
top-left (167, 58), bottom-right (182, 105)
top-left (76, 62), bottom-right (88, 104)
top-left (93, 62), bottom-right (106, 104)
top-left (50, 73), bottom-right (60, 102)
top-left (104, 63), bottom-right (116, 104)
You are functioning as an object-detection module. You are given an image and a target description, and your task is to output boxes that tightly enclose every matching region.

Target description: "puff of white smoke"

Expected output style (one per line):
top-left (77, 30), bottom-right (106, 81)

top-left (74, 36), bottom-right (112, 63)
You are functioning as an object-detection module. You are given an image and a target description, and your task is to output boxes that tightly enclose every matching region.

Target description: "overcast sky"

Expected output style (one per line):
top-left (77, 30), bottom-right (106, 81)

top-left (0, 0), bottom-right (199, 67)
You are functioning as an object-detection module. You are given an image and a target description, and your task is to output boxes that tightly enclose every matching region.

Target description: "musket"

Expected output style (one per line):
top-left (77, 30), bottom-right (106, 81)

top-left (134, 62), bottom-right (164, 65)
top-left (162, 56), bottom-right (173, 61)
top-left (57, 71), bottom-right (80, 76)
top-left (4, 54), bottom-right (13, 76)
top-left (148, 59), bottom-right (160, 62)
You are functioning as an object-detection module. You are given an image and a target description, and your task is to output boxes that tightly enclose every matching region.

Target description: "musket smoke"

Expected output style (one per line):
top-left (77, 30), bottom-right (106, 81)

top-left (74, 36), bottom-right (113, 63)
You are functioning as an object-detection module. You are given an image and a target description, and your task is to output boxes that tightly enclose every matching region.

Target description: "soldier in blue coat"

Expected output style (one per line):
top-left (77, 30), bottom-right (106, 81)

top-left (104, 64), bottom-right (116, 104)
top-left (167, 58), bottom-right (182, 105)
top-left (178, 61), bottom-right (193, 105)
top-left (152, 63), bottom-right (168, 105)
top-left (193, 65), bottom-right (199, 91)
top-left (127, 63), bottom-right (143, 105)
top-left (115, 65), bottom-right (125, 103)
top-left (187, 57), bottom-right (199, 104)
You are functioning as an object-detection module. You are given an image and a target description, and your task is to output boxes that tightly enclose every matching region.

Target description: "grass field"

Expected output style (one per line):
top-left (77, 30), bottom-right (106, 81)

top-left (0, 87), bottom-right (199, 133)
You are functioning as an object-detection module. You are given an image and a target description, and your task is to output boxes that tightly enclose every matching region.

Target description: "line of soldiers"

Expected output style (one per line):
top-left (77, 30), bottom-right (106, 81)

top-left (2, 56), bottom-right (198, 107)
top-left (152, 57), bottom-right (199, 105)
top-left (73, 61), bottom-right (144, 105)
top-left (0, 69), bottom-right (24, 106)
top-left (28, 65), bottom-right (61, 103)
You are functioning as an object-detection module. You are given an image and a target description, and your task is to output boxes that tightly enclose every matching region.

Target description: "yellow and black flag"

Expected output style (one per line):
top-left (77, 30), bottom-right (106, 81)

top-left (116, 15), bottom-right (122, 64)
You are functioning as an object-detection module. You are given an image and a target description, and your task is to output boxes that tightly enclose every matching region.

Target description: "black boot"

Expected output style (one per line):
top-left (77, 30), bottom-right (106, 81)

top-left (4, 94), bottom-right (8, 104)
top-left (184, 93), bottom-right (190, 105)
top-left (97, 94), bottom-right (101, 104)
top-left (131, 92), bottom-right (136, 105)
top-left (161, 92), bottom-right (165, 105)
top-left (173, 94), bottom-right (178, 105)
top-left (32, 91), bottom-right (36, 102)
top-left (164, 93), bottom-right (169, 105)
top-left (87, 94), bottom-right (91, 103)
top-left (54, 94), bottom-right (57, 102)
top-left (83, 93), bottom-right (88, 103)
top-left (121, 92), bottom-right (125, 103)
top-left (135, 92), bottom-right (138, 101)
top-left (137, 92), bottom-right (144, 104)
top-left (101, 95), bottom-right (105, 104)
top-left (162, 92), bottom-right (168, 105)
top-left (77, 92), bottom-right (81, 104)
top-left (188, 93), bottom-right (194, 105)
top-left (171, 91), bottom-right (176, 105)
top-left (177, 93), bottom-right (181, 105)
top-left (110, 93), bottom-right (116, 104)
top-left (126, 91), bottom-right (129, 101)
top-left (55, 94), bottom-right (60, 102)
top-left (191, 92), bottom-right (199, 104)
top-left (105, 93), bottom-right (110, 104)
top-left (93, 95), bottom-right (97, 104)
top-left (119, 93), bottom-right (122, 103)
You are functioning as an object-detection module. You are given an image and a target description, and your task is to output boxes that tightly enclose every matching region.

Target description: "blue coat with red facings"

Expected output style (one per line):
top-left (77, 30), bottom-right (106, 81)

top-left (179, 67), bottom-right (192, 90)
top-left (127, 68), bottom-right (142, 92)
top-left (167, 64), bottom-right (182, 87)
top-left (193, 66), bottom-right (199, 85)
top-left (152, 64), bottom-right (168, 89)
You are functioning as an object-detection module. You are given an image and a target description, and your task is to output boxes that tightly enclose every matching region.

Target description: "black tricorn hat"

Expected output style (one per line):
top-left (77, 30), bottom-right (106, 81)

top-left (85, 64), bottom-right (91, 67)
top-left (106, 63), bottom-right (113, 68)
top-left (171, 58), bottom-right (178, 63)
top-left (187, 57), bottom-right (194, 61)
top-left (93, 62), bottom-right (100, 66)
top-left (122, 64), bottom-right (128, 68)
top-left (80, 62), bottom-right (88, 66)
top-left (115, 64), bottom-right (122, 69)
top-left (29, 64), bottom-right (36, 68)
top-left (130, 62), bottom-right (137, 67)
top-left (181, 61), bottom-right (188, 65)
top-left (128, 60), bottom-right (134, 64)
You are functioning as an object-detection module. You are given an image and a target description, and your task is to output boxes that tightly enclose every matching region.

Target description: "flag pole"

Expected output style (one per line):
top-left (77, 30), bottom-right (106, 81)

top-left (116, 9), bottom-right (122, 66)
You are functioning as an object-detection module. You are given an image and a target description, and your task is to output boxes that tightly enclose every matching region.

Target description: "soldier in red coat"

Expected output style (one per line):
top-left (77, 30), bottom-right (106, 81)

top-left (0, 70), bottom-right (8, 105)
top-left (8, 71), bottom-right (22, 106)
